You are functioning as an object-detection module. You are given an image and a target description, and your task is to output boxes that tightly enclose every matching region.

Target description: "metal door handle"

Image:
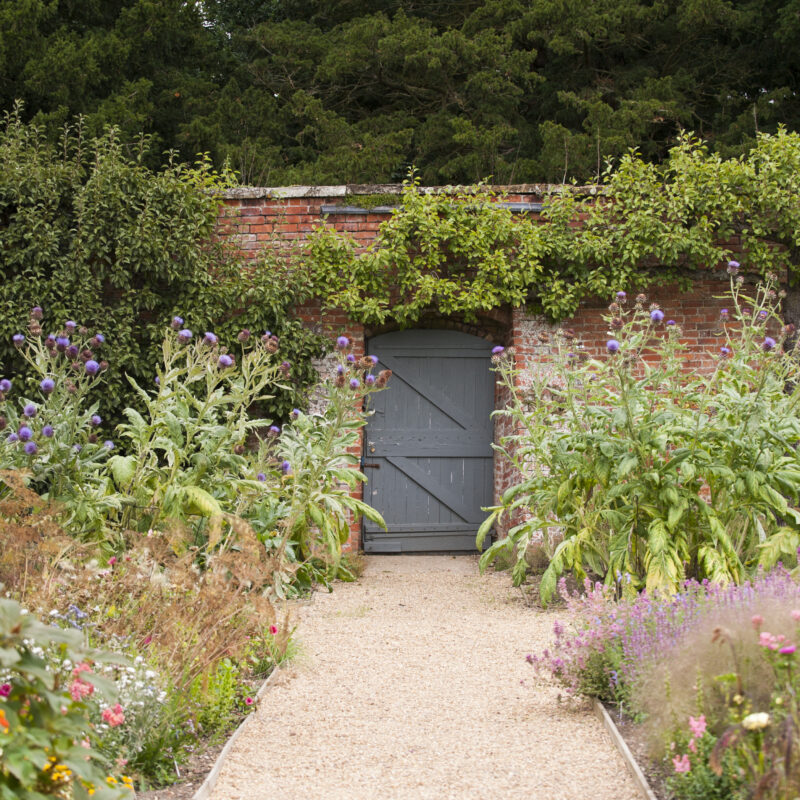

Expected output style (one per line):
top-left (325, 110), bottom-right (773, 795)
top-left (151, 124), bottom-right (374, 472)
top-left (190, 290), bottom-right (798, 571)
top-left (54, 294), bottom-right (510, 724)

top-left (362, 462), bottom-right (381, 469)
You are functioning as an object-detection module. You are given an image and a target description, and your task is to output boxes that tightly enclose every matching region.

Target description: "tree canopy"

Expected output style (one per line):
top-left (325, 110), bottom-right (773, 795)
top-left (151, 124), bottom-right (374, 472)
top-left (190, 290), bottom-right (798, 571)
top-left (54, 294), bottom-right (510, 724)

top-left (1, 0), bottom-right (798, 184)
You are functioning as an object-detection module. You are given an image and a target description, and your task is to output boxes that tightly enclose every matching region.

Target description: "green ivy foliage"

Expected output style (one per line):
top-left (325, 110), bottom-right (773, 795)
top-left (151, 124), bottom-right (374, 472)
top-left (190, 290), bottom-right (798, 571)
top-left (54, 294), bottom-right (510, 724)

top-left (0, 108), bottom-right (326, 426)
top-left (307, 130), bottom-right (800, 324)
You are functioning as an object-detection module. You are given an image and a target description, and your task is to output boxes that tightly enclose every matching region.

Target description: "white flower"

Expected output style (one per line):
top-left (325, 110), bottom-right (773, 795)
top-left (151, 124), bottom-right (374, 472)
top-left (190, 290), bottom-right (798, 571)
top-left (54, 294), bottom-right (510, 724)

top-left (742, 712), bottom-right (771, 731)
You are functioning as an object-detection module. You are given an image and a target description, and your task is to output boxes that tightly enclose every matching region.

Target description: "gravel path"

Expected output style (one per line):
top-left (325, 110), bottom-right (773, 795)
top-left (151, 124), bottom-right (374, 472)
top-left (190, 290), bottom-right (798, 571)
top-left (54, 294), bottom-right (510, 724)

top-left (210, 555), bottom-right (640, 800)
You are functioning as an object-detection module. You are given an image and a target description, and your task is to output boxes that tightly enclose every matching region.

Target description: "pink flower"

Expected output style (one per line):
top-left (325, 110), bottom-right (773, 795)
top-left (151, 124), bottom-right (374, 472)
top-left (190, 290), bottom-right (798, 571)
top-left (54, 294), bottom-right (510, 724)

top-left (0, 683), bottom-right (10, 698)
top-left (69, 679), bottom-right (94, 701)
top-left (752, 614), bottom-right (765, 629)
top-left (269, 624), bottom-right (278, 635)
top-left (759, 632), bottom-right (779, 650)
top-left (672, 754), bottom-right (691, 773)
top-left (688, 715), bottom-right (707, 738)
top-left (102, 703), bottom-right (125, 727)
top-left (792, 610), bottom-right (800, 622)
top-left (780, 644), bottom-right (796, 655)
top-left (245, 697), bottom-right (254, 706)
top-left (108, 556), bottom-right (117, 566)
top-left (688, 738), bottom-right (697, 753)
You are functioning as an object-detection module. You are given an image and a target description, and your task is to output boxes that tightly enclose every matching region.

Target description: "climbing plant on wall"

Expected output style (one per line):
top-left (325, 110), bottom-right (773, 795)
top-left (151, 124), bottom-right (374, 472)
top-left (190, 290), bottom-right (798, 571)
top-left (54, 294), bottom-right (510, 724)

top-left (0, 107), bottom-right (326, 424)
top-left (306, 130), bottom-right (800, 325)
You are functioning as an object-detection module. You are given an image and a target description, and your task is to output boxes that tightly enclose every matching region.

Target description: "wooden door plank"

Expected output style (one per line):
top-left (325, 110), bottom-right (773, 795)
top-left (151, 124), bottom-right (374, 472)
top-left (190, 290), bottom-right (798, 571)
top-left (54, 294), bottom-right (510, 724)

top-left (385, 456), bottom-right (478, 523)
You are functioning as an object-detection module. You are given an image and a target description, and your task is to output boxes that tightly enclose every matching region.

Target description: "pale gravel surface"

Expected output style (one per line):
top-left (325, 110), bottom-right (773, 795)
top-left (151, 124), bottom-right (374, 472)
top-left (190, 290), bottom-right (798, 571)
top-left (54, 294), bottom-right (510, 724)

top-left (210, 556), bottom-right (640, 800)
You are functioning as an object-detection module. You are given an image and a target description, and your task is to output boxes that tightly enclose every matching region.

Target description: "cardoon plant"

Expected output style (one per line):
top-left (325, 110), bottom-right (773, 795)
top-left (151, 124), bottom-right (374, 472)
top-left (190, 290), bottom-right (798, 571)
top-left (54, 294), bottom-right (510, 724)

top-left (479, 274), bottom-right (800, 603)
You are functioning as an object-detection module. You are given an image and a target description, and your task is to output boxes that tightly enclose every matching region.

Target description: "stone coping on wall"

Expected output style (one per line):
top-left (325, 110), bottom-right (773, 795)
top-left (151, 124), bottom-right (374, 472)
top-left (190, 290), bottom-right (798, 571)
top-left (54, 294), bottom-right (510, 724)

top-left (220, 183), bottom-right (602, 200)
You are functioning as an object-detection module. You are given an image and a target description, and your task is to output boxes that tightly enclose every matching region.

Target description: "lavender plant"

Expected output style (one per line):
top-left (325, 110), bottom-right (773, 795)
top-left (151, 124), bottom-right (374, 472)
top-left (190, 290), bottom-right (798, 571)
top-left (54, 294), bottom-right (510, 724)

top-left (480, 271), bottom-right (800, 603)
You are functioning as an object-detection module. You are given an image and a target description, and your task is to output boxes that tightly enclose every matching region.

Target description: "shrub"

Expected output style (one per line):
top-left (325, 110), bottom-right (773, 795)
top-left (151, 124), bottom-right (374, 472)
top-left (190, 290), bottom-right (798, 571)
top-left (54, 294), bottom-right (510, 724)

top-left (480, 273), bottom-right (800, 602)
top-left (0, 598), bottom-right (131, 799)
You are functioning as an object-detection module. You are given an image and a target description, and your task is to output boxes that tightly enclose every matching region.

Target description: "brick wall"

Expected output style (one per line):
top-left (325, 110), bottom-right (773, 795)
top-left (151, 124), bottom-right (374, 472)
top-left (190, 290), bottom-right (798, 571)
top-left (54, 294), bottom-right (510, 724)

top-left (217, 185), bottom-right (738, 550)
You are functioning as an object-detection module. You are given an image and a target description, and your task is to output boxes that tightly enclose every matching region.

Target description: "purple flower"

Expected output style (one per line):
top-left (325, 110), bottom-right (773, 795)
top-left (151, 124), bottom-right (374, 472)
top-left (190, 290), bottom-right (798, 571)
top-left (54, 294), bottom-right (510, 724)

top-left (203, 332), bottom-right (218, 345)
top-left (727, 260), bottom-right (740, 274)
top-left (650, 309), bottom-right (664, 323)
top-left (31, 306), bottom-right (43, 320)
top-left (0, 379), bottom-right (11, 393)
top-left (178, 329), bottom-right (193, 343)
top-left (7, 433), bottom-right (18, 443)
top-left (336, 336), bottom-right (349, 350)
top-left (95, 333), bottom-right (105, 344)
top-left (346, 354), bottom-right (356, 363)
top-left (40, 378), bottom-right (55, 394)
top-left (290, 408), bottom-right (301, 419)
top-left (720, 308), bottom-right (729, 319)
top-left (281, 460), bottom-right (291, 475)
top-left (759, 310), bottom-right (768, 320)
top-left (42, 424), bottom-right (54, 438)
top-left (606, 339), bottom-right (620, 353)
top-left (366, 375), bottom-right (376, 386)
top-left (85, 360), bottom-right (100, 375)
top-left (336, 365), bottom-right (345, 375)
top-left (73, 444), bottom-right (82, 452)
top-left (24, 441), bottom-right (37, 455)
top-left (104, 440), bottom-right (114, 449)
top-left (268, 425), bottom-right (280, 436)
top-left (763, 337), bottom-right (776, 352)
top-left (720, 346), bottom-right (732, 357)
top-left (12, 334), bottom-right (25, 346)
top-left (18, 426), bottom-right (33, 441)
top-left (55, 336), bottom-right (69, 348)
top-left (369, 355), bottom-right (379, 365)
top-left (171, 316), bottom-right (184, 330)
top-left (91, 415), bottom-right (102, 427)
top-left (23, 403), bottom-right (37, 418)
top-left (280, 360), bottom-right (290, 374)
top-left (492, 346), bottom-right (505, 355)
top-left (349, 378), bottom-right (360, 389)
top-left (218, 354), bottom-right (233, 368)
top-left (154, 376), bottom-right (160, 386)
top-left (257, 472), bottom-right (267, 482)
top-left (666, 320), bottom-right (676, 326)
top-left (65, 321), bottom-right (77, 331)
top-left (66, 345), bottom-right (79, 359)
top-left (616, 291), bottom-right (627, 301)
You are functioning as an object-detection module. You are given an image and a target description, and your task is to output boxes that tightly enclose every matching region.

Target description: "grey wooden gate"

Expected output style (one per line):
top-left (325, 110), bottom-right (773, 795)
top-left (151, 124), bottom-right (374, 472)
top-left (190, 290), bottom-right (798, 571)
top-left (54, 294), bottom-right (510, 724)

top-left (362, 329), bottom-right (495, 552)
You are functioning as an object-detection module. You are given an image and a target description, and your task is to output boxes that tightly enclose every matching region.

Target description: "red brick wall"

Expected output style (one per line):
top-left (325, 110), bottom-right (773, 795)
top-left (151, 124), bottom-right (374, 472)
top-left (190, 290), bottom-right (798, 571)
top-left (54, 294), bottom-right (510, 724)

top-left (217, 187), bottom-right (741, 550)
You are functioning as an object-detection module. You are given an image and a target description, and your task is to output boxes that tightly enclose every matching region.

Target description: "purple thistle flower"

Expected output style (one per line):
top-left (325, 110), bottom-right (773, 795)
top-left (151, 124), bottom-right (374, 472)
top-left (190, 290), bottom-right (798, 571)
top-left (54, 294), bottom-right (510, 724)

top-left (336, 365), bottom-right (345, 375)
top-left (0, 379), bottom-right (11, 393)
top-left (85, 360), bottom-right (100, 375)
top-left (66, 345), bottom-right (79, 359)
top-left (346, 354), bottom-right (356, 363)
top-left (95, 333), bottom-right (105, 344)
top-left (24, 441), bottom-right (37, 455)
top-left (171, 316), bottom-right (184, 330)
top-left (42, 424), bottom-right (54, 438)
top-left (257, 472), bottom-right (267, 482)
top-left (763, 337), bottom-right (777, 352)
top-left (492, 346), bottom-right (505, 355)
top-left (178, 329), bottom-right (193, 343)
top-left (280, 360), bottom-right (290, 374)
top-left (759, 310), bottom-right (768, 320)
top-left (31, 306), bottom-right (43, 319)
top-left (365, 375), bottom-right (376, 386)
top-left (666, 320), bottom-right (676, 326)
top-left (290, 408), bottom-right (301, 420)
top-left (616, 291), bottom-right (627, 301)
top-left (7, 433), bottom-right (18, 443)
top-left (104, 440), bottom-right (114, 449)
top-left (91, 415), bottom-right (102, 426)
top-left (73, 444), bottom-right (82, 452)
top-left (65, 321), bottom-right (77, 331)
top-left (40, 378), bottom-right (55, 394)
top-left (281, 460), bottom-right (291, 475)
top-left (154, 376), bottom-right (160, 386)
top-left (336, 336), bottom-right (349, 350)
top-left (55, 336), bottom-right (69, 348)
top-left (720, 346), bottom-right (732, 357)
top-left (727, 260), bottom-right (740, 274)
top-left (18, 426), bottom-right (33, 441)
top-left (218, 354), bottom-right (233, 368)
top-left (268, 425), bottom-right (280, 436)
top-left (204, 331), bottom-right (218, 345)
top-left (369, 355), bottom-right (379, 365)
top-left (606, 339), bottom-right (620, 353)
top-left (720, 308), bottom-right (729, 319)
top-left (23, 403), bottom-right (37, 418)
top-left (12, 334), bottom-right (25, 346)
top-left (650, 309), bottom-right (664, 323)
top-left (349, 378), bottom-right (360, 389)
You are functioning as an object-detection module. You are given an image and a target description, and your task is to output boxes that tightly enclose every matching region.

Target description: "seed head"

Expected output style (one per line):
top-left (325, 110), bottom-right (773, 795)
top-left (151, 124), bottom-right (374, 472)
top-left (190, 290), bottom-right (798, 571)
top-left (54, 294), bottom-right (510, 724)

top-left (237, 329), bottom-right (251, 342)
top-left (233, 444), bottom-right (245, 455)
top-left (31, 306), bottom-right (43, 320)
